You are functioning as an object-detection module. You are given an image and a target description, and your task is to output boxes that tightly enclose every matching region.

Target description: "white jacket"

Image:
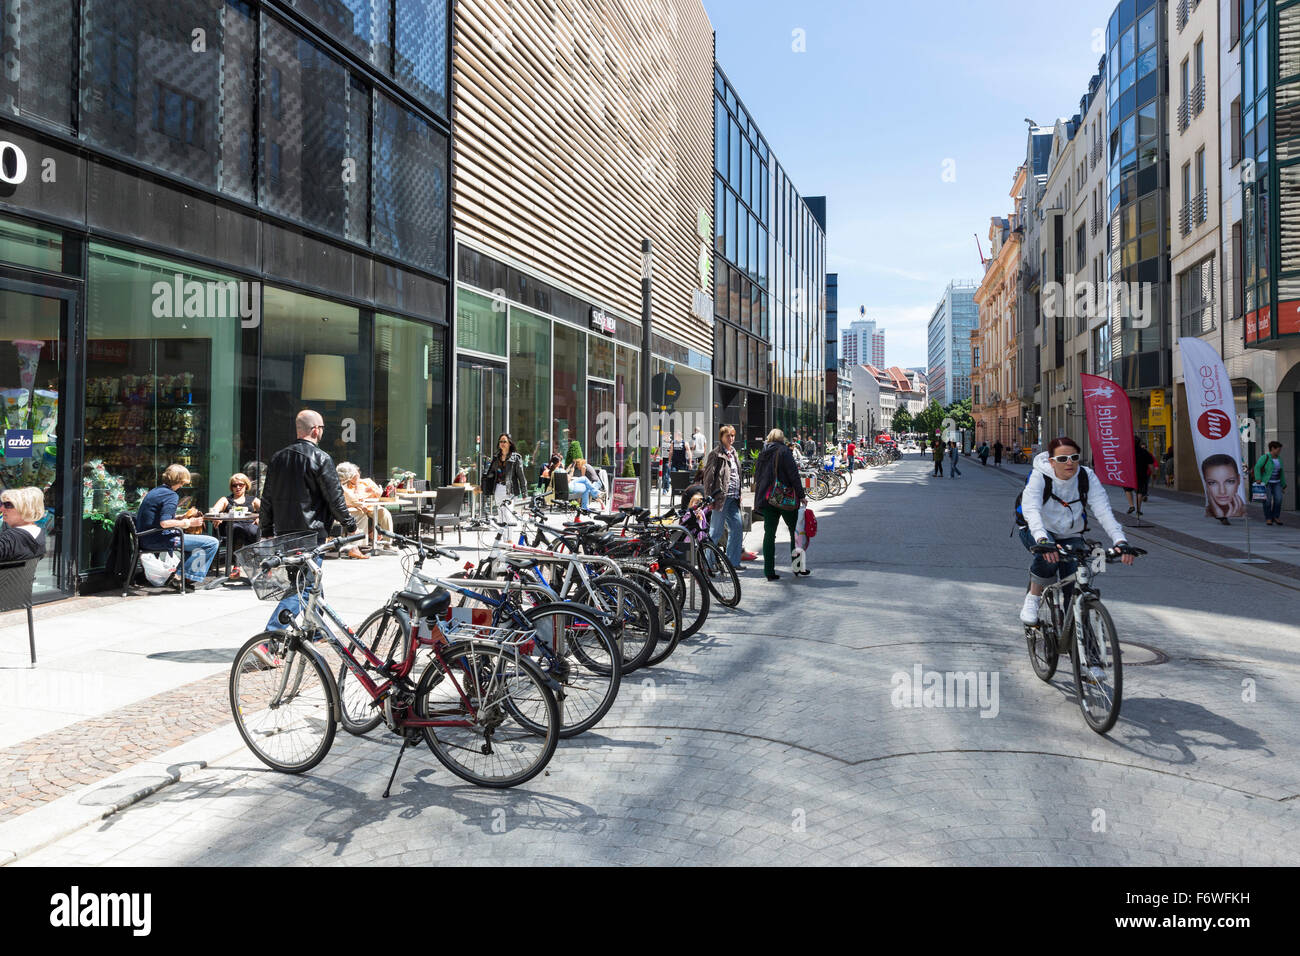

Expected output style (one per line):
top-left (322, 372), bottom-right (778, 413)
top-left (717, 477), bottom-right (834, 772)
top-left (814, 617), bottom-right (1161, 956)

top-left (1021, 453), bottom-right (1127, 546)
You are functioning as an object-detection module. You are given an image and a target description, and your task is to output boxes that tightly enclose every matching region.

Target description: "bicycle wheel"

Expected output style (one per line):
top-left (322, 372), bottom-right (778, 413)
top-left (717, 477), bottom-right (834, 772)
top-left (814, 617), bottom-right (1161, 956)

top-left (1025, 592), bottom-right (1059, 682)
top-left (1071, 599), bottom-right (1123, 734)
top-left (660, 559), bottom-right (711, 638)
top-left (696, 537), bottom-right (741, 608)
top-left (415, 640), bottom-right (558, 787)
top-left (338, 607), bottom-right (405, 736)
top-left (585, 575), bottom-right (658, 673)
top-left (230, 631), bottom-right (336, 774)
top-left (623, 567), bottom-right (683, 666)
top-left (806, 475), bottom-right (829, 501)
top-left (519, 602), bottom-right (622, 737)
top-left (831, 472), bottom-right (848, 496)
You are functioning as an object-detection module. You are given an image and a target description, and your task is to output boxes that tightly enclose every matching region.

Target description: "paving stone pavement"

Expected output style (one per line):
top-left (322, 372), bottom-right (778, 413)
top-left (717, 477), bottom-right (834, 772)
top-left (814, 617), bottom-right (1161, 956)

top-left (10, 459), bottom-right (1300, 865)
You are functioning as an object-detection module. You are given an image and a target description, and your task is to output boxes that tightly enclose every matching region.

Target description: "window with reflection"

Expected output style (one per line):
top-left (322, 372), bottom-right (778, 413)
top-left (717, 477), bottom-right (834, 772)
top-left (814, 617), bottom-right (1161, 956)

top-left (0, 0), bottom-right (76, 131)
top-left (394, 0), bottom-right (449, 118)
top-left (373, 91), bottom-right (448, 275)
top-left (374, 312), bottom-right (443, 482)
top-left (80, 0), bottom-right (256, 200)
top-left (289, 0), bottom-right (391, 68)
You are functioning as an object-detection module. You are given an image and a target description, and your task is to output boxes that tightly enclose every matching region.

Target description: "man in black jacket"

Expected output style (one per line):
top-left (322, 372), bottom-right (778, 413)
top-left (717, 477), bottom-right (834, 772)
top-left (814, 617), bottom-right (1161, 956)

top-left (260, 409), bottom-right (356, 630)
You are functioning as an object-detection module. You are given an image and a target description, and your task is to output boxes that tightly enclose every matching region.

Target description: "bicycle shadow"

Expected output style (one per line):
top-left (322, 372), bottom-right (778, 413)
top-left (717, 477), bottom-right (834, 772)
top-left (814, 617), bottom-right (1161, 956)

top-left (1106, 696), bottom-right (1275, 767)
top-left (139, 743), bottom-right (607, 860)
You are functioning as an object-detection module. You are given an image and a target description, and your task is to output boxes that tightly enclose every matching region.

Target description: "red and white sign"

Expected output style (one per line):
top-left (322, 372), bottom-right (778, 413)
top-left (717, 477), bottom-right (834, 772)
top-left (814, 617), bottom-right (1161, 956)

top-left (1179, 336), bottom-right (1247, 519)
top-left (1080, 373), bottom-right (1136, 488)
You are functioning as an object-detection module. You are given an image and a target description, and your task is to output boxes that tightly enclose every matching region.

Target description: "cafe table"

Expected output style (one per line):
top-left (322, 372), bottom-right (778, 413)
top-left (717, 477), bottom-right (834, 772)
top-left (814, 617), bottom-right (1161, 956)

top-left (357, 497), bottom-right (402, 551)
top-left (203, 511), bottom-right (256, 578)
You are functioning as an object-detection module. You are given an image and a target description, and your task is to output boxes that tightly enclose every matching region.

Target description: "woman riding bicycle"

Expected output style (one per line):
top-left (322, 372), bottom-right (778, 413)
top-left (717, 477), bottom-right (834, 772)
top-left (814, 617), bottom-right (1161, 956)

top-left (1018, 436), bottom-right (1136, 625)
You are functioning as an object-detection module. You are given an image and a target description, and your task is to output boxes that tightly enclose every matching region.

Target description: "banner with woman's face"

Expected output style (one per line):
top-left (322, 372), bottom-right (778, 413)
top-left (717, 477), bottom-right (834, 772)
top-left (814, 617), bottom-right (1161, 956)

top-left (1178, 337), bottom-right (1246, 519)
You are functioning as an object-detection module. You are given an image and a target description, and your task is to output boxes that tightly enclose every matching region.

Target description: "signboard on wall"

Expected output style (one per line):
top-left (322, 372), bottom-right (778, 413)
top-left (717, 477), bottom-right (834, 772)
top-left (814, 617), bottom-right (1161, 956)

top-left (590, 308), bottom-right (616, 335)
top-left (611, 477), bottom-right (637, 510)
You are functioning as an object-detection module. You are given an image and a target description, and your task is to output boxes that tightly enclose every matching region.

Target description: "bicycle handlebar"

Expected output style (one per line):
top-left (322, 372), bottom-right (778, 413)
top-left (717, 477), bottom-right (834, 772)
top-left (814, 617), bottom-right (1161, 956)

top-left (260, 532), bottom-right (368, 570)
top-left (376, 528), bottom-right (460, 563)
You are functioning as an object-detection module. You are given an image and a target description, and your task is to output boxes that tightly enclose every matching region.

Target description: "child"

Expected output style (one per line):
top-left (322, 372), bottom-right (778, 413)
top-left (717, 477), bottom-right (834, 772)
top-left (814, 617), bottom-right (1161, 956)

top-left (792, 504), bottom-right (816, 576)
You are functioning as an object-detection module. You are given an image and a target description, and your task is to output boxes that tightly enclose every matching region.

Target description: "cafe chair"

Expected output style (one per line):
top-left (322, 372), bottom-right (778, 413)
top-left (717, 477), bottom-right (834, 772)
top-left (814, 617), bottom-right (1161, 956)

top-left (0, 556), bottom-right (41, 666)
top-left (111, 512), bottom-right (187, 597)
top-left (418, 485), bottom-right (467, 543)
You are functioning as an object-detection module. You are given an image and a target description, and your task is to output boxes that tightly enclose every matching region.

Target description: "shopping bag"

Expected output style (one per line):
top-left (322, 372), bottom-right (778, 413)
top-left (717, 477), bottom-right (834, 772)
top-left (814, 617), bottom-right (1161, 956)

top-left (139, 550), bottom-right (181, 587)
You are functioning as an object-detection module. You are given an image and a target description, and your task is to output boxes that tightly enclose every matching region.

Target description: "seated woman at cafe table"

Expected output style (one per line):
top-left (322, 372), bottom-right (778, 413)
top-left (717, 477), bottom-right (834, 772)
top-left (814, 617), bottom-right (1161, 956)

top-left (210, 472), bottom-right (261, 576)
top-left (0, 486), bottom-right (47, 563)
top-left (136, 464), bottom-right (222, 589)
top-left (336, 461), bottom-right (391, 558)
top-left (567, 457), bottom-right (605, 511)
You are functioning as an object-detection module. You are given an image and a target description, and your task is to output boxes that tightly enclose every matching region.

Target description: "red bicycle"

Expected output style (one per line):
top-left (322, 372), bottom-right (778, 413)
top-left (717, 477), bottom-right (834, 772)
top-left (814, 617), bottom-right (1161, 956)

top-left (229, 533), bottom-right (559, 792)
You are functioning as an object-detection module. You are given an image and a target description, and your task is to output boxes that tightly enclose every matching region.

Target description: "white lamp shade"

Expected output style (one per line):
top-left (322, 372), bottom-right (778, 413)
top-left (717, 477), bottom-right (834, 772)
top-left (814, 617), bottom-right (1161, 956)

top-left (302, 354), bottom-right (347, 401)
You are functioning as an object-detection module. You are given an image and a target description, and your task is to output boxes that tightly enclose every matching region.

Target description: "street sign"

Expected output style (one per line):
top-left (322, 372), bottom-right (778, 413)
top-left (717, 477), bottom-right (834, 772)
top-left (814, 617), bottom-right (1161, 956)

top-left (651, 372), bottom-right (680, 406)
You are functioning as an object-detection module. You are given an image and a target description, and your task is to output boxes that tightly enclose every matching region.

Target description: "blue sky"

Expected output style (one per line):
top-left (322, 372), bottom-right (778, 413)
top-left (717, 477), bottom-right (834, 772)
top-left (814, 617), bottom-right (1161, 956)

top-left (704, 0), bottom-right (1114, 369)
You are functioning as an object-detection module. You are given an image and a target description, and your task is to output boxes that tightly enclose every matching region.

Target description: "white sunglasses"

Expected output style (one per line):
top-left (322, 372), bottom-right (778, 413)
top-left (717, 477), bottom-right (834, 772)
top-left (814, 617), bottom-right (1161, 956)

top-left (1050, 453), bottom-right (1082, 463)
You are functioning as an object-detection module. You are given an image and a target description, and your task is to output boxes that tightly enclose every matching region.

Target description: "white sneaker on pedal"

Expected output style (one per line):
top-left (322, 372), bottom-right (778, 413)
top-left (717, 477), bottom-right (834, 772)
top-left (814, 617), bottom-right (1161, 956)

top-left (1019, 593), bottom-right (1041, 626)
top-left (1084, 665), bottom-right (1107, 684)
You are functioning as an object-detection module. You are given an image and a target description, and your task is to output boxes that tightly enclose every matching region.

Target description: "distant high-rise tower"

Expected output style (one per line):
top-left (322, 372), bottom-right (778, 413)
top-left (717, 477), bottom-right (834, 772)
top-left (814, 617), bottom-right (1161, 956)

top-left (842, 307), bottom-right (887, 367)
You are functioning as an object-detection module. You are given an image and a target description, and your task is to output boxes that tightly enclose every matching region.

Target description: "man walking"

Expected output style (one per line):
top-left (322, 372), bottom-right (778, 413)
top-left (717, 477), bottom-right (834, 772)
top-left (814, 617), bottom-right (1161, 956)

top-left (690, 424), bottom-right (708, 464)
top-left (846, 438), bottom-right (856, 473)
top-left (703, 424), bottom-right (745, 570)
top-left (259, 409), bottom-right (357, 632)
top-left (947, 440), bottom-right (962, 478)
top-left (992, 440), bottom-right (1004, 468)
top-left (931, 439), bottom-right (945, 477)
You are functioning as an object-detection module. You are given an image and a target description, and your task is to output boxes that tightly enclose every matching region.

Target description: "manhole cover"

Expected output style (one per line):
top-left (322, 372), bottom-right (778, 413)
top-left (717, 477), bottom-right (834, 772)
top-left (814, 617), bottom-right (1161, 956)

top-left (1121, 640), bottom-right (1168, 666)
top-left (78, 776), bottom-right (171, 807)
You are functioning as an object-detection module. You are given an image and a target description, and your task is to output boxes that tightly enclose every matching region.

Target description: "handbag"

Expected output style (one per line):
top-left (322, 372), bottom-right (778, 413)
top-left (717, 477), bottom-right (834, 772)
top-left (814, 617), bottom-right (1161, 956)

top-left (1251, 482), bottom-right (1267, 502)
top-left (766, 479), bottom-right (798, 511)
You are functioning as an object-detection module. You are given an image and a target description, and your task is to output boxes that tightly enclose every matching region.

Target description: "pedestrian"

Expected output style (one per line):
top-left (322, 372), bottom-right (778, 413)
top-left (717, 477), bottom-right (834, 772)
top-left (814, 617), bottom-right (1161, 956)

top-left (690, 424), bottom-right (708, 463)
top-left (259, 410), bottom-right (357, 634)
top-left (0, 486), bottom-right (48, 562)
top-left (137, 464), bottom-right (222, 590)
top-left (752, 428), bottom-right (805, 580)
top-left (703, 424), bottom-right (745, 569)
top-left (977, 441), bottom-right (990, 466)
top-left (1124, 438), bottom-right (1155, 515)
top-left (947, 441), bottom-right (962, 478)
top-left (1160, 444), bottom-right (1175, 487)
top-left (993, 440), bottom-right (1004, 467)
top-left (931, 439), bottom-right (945, 477)
top-left (846, 437), bottom-right (856, 473)
top-left (803, 434), bottom-right (818, 459)
top-left (482, 432), bottom-right (528, 521)
top-left (1254, 440), bottom-right (1288, 526)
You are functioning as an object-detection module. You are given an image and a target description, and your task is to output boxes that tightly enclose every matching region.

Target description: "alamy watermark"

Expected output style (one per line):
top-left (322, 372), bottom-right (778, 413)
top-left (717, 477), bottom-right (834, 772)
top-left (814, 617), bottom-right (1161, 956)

top-left (890, 664), bottom-right (1000, 718)
top-left (1042, 274), bottom-right (1153, 329)
top-left (152, 275), bottom-right (261, 328)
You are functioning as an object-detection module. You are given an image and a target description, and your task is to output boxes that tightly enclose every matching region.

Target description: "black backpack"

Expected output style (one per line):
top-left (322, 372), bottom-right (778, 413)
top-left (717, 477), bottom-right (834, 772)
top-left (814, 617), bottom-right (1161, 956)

top-left (1014, 468), bottom-right (1090, 531)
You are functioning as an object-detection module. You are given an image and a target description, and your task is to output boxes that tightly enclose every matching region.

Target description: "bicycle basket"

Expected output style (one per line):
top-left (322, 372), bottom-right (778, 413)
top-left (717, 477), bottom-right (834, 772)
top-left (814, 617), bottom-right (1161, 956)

top-left (237, 532), bottom-right (319, 602)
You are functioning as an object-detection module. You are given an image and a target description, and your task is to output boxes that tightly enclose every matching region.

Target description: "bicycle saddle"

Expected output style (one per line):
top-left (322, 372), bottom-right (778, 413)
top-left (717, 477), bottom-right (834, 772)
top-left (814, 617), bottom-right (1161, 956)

top-left (395, 588), bottom-right (451, 619)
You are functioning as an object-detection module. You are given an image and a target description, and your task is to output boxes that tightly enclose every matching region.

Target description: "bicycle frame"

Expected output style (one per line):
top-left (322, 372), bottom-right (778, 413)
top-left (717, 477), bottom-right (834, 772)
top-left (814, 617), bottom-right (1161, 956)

top-left (1037, 544), bottom-right (1108, 652)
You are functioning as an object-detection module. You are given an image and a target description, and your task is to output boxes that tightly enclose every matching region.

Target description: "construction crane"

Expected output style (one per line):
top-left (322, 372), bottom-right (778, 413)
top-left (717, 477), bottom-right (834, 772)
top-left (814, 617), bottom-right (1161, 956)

top-left (974, 233), bottom-right (988, 266)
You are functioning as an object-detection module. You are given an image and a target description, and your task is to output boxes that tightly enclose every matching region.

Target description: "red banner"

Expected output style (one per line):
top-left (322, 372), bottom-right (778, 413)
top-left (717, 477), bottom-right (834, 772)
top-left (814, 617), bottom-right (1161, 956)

top-left (1080, 373), bottom-right (1137, 488)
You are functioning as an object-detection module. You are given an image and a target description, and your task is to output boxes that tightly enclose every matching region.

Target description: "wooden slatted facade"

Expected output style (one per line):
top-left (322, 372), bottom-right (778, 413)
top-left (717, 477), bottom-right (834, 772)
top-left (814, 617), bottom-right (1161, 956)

top-left (452, 0), bottom-right (715, 354)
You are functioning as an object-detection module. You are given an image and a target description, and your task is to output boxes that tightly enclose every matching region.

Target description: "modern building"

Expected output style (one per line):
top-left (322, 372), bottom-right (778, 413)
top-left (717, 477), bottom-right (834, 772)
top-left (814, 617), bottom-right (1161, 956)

top-left (1, 0), bottom-right (454, 600)
top-left (973, 195), bottom-right (1024, 449)
top-left (825, 272), bottom-right (838, 437)
top-left (1105, 0), bottom-right (1174, 436)
top-left (451, 0), bottom-right (715, 482)
top-left (842, 312), bottom-right (886, 367)
top-left (712, 64), bottom-right (827, 447)
top-left (926, 280), bottom-right (979, 406)
top-left (1015, 125), bottom-right (1055, 446)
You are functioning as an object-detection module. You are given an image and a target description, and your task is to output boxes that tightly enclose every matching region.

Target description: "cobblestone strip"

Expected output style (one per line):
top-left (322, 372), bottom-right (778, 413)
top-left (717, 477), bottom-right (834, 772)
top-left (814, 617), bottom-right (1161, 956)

top-left (0, 670), bottom-right (231, 822)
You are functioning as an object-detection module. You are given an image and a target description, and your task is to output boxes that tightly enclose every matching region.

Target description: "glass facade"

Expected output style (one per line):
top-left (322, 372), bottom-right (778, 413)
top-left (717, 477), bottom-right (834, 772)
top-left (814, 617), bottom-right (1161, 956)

top-left (1106, 0), bottom-right (1168, 387)
top-left (713, 64), bottom-right (825, 440)
top-left (5, 0), bottom-right (450, 278)
top-left (1243, 0), bottom-right (1300, 344)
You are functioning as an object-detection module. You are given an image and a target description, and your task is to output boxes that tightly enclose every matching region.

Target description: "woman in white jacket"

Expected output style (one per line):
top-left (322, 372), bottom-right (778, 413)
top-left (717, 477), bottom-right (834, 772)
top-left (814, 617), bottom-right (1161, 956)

top-left (1018, 436), bottom-right (1136, 625)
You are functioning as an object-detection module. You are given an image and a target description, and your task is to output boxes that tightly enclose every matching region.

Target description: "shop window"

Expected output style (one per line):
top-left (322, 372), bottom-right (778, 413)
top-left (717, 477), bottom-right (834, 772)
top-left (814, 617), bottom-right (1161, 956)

top-left (456, 288), bottom-right (507, 356)
top-left (588, 334), bottom-right (615, 380)
top-left (0, 217), bottom-right (66, 274)
top-left (374, 313), bottom-right (443, 483)
top-left (82, 244), bottom-right (248, 574)
top-left (553, 322), bottom-right (586, 461)
top-left (509, 307), bottom-right (552, 468)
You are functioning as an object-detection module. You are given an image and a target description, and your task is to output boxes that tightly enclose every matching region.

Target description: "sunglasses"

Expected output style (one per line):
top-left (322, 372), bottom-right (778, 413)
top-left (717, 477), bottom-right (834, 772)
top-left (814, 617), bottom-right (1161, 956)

top-left (1051, 453), bottom-right (1082, 463)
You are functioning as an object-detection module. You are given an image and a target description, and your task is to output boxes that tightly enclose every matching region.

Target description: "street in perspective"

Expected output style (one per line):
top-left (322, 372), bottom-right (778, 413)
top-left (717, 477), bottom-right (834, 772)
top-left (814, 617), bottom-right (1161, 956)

top-left (0, 0), bottom-right (1296, 903)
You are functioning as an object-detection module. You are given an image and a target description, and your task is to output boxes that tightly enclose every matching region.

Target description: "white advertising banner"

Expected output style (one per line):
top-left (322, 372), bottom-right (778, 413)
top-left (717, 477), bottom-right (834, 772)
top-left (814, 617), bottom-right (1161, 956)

top-left (1178, 337), bottom-right (1246, 519)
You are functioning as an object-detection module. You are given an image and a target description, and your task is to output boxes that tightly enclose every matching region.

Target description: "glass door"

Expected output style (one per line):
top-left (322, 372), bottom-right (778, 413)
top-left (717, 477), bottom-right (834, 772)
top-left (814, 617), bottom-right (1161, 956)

top-left (0, 277), bottom-right (76, 600)
top-left (455, 358), bottom-right (506, 488)
top-left (587, 381), bottom-right (615, 473)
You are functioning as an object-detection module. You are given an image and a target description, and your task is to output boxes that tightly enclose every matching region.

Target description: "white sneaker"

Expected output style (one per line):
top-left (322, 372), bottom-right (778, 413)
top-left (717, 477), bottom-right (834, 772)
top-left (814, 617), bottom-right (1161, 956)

top-left (1084, 665), bottom-right (1107, 684)
top-left (1019, 593), bottom-right (1041, 626)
